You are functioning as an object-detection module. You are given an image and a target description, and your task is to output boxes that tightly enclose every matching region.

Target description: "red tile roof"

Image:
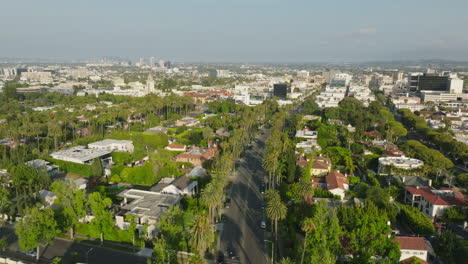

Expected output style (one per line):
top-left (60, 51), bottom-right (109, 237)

top-left (296, 156), bottom-right (308, 167)
top-left (405, 186), bottom-right (466, 206)
top-left (167, 144), bottom-right (186, 149)
top-left (394, 237), bottom-right (427, 251)
top-left (326, 172), bottom-right (348, 190)
top-left (312, 156), bottom-right (332, 170)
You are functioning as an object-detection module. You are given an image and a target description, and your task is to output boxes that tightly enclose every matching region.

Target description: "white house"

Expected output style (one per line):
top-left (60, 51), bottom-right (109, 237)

top-left (88, 139), bottom-right (134, 153)
top-left (51, 146), bottom-right (112, 164)
top-left (312, 172), bottom-right (349, 199)
top-left (151, 176), bottom-right (197, 196)
top-left (404, 186), bottom-right (466, 218)
top-left (115, 189), bottom-right (181, 238)
top-left (394, 236), bottom-right (430, 263)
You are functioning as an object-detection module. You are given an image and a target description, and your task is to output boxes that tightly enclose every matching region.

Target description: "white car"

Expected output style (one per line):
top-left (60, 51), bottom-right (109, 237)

top-left (260, 220), bottom-right (266, 229)
top-left (25, 250), bottom-right (37, 258)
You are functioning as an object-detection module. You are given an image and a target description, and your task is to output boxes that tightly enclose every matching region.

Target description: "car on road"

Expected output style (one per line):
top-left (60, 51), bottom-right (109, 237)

top-left (25, 250), bottom-right (37, 258)
top-left (260, 185), bottom-right (265, 194)
top-left (224, 198), bottom-right (231, 208)
top-left (216, 252), bottom-right (225, 264)
top-left (260, 220), bottom-right (266, 229)
top-left (227, 246), bottom-right (236, 260)
top-left (221, 214), bottom-right (227, 223)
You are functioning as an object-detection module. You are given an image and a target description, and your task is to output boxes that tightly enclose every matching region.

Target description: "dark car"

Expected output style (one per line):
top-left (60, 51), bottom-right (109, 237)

top-left (216, 252), bottom-right (225, 264)
top-left (228, 246), bottom-right (236, 259)
top-left (224, 198), bottom-right (231, 208)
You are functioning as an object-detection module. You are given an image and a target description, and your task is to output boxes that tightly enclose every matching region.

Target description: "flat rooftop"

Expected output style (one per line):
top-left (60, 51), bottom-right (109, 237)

top-left (51, 146), bottom-right (111, 163)
top-left (118, 189), bottom-right (181, 219)
top-left (88, 139), bottom-right (132, 146)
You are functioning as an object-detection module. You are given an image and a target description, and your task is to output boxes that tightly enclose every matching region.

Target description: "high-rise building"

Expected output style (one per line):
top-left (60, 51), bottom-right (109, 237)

top-left (163, 61), bottom-right (171, 69)
top-left (448, 78), bottom-right (464, 94)
top-left (147, 73), bottom-right (155, 93)
top-left (273, 83), bottom-right (289, 100)
top-left (149, 57), bottom-right (155, 68)
top-left (159, 60), bottom-right (165, 68)
top-left (408, 73), bottom-right (447, 92)
top-left (208, 69), bottom-right (217, 78)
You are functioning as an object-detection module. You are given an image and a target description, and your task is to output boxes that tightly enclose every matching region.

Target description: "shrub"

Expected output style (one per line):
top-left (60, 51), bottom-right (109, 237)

top-left (399, 204), bottom-right (435, 236)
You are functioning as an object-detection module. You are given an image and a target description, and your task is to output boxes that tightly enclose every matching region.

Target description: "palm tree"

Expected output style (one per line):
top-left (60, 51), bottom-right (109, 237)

top-left (300, 218), bottom-right (316, 264)
top-left (188, 215), bottom-right (214, 257)
top-left (200, 183), bottom-right (222, 224)
top-left (277, 257), bottom-right (294, 264)
top-left (265, 191), bottom-right (287, 242)
top-left (297, 179), bottom-right (314, 203)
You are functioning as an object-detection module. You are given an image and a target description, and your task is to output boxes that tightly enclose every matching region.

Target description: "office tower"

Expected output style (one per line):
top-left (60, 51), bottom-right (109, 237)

top-left (273, 83), bottom-right (289, 100)
top-left (149, 57), bottom-right (155, 68)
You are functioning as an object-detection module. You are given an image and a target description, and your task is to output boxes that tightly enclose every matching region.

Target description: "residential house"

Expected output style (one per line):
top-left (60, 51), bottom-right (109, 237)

top-left (215, 127), bottom-right (230, 138)
top-left (312, 171), bottom-right (349, 199)
top-left (310, 156), bottom-right (332, 176)
top-left (151, 176), bottom-right (197, 196)
top-left (295, 128), bottom-right (318, 139)
top-left (188, 166), bottom-right (207, 178)
top-left (175, 117), bottom-right (200, 127)
top-left (25, 159), bottom-right (60, 176)
top-left (144, 126), bottom-right (168, 134)
top-left (394, 236), bottom-right (430, 263)
top-left (165, 144), bottom-right (187, 152)
top-left (174, 147), bottom-right (218, 167)
top-left (115, 189), bottom-right (181, 238)
top-left (88, 139), bottom-right (134, 153)
top-left (404, 186), bottom-right (466, 218)
top-left (39, 190), bottom-right (57, 207)
top-left (50, 146), bottom-right (112, 165)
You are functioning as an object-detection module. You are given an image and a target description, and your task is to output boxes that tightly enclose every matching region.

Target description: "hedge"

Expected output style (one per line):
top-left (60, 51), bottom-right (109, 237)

top-left (399, 204), bottom-right (435, 236)
top-left (47, 158), bottom-right (93, 177)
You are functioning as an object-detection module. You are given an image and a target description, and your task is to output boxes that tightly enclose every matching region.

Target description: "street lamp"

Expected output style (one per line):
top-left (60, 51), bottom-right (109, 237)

top-left (264, 239), bottom-right (274, 264)
top-left (86, 248), bottom-right (94, 264)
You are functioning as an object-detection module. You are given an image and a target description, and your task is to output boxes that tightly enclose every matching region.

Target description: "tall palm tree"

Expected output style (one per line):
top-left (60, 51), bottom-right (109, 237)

top-left (297, 179), bottom-right (314, 203)
top-left (188, 215), bottom-right (214, 257)
top-left (265, 191), bottom-right (287, 242)
top-left (200, 183), bottom-right (222, 224)
top-left (300, 218), bottom-right (316, 264)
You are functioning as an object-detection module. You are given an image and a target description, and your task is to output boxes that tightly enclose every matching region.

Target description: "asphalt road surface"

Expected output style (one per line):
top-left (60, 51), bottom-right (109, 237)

top-left (219, 129), bottom-right (269, 264)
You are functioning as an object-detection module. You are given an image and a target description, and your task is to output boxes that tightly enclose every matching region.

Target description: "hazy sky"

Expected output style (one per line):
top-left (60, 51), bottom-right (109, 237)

top-left (1, 0), bottom-right (468, 62)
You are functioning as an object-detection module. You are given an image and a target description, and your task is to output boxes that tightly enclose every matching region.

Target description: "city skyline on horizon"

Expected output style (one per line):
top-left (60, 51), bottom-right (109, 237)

top-left (1, 0), bottom-right (468, 63)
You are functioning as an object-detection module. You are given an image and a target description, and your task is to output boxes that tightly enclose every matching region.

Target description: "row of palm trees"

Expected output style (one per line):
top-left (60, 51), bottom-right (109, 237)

top-left (194, 102), bottom-right (270, 258)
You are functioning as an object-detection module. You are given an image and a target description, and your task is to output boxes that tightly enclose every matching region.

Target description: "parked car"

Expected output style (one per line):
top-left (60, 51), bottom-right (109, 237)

top-left (260, 220), bottom-right (266, 229)
top-left (25, 250), bottom-right (37, 258)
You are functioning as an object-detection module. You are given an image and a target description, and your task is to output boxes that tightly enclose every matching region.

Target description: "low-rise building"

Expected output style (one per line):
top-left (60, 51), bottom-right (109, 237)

top-left (88, 139), bottom-right (134, 153)
top-left (174, 147), bottom-right (218, 167)
top-left (310, 156), bottom-right (332, 176)
top-left (404, 186), bottom-right (466, 218)
top-left (378, 157), bottom-right (424, 173)
top-left (175, 117), bottom-right (200, 127)
top-left (50, 146), bottom-right (111, 164)
top-left (295, 129), bottom-right (318, 139)
top-left (394, 236), bottom-right (430, 263)
top-left (116, 189), bottom-right (181, 238)
top-left (295, 139), bottom-right (321, 153)
top-left (25, 159), bottom-right (60, 176)
top-left (312, 171), bottom-right (349, 199)
top-left (165, 144), bottom-right (187, 152)
top-left (144, 126), bottom-right (168, 134)
top-left (151, 176), bottom-right (197, 196)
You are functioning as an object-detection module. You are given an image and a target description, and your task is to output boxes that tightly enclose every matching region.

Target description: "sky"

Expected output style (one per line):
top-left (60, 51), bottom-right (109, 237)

top-left (1, 0), bottom-right (468, 63)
